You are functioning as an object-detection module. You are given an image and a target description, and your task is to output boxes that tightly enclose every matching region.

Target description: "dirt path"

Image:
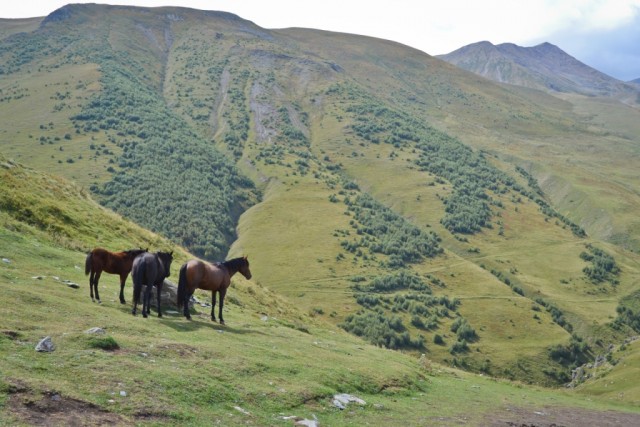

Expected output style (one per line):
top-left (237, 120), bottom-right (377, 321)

top-left (481, 405), bottom-right (640, 426)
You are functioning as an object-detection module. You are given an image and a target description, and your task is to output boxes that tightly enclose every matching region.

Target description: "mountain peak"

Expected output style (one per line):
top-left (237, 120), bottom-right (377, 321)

top-left (437, 41), bottom-right (637, 99)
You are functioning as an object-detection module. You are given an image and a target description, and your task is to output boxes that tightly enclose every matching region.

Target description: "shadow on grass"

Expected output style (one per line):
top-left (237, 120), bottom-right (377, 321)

top-left (157, 314), bottom-right (265, 336)
top-left (115, 304), bottom-right (265, 335)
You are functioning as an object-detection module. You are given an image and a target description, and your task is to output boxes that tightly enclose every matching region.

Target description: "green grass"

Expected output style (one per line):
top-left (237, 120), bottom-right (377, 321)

top-left (2, 158), bottom-right (640, 425)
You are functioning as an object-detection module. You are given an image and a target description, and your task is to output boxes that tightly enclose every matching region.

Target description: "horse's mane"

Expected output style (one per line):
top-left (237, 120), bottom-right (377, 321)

top-left (125, 248), bottom-right (146, 255)
top-left (223, 257), bottom-right (247, 270)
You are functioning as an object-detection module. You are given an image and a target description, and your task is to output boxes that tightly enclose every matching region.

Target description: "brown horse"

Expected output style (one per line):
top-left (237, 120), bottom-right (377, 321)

top-left (177, 257), bottom-right (251, 324)
top-left (85, 248), bottom-right (147, 304)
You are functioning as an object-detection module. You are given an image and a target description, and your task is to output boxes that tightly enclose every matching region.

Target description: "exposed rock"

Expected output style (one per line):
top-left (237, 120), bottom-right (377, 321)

top-left (279, 415), bottom-right (319, 426)
top-left (233, 406), bottom-right (250, 415)
top-left (139, 279), bottom-right (195, 310)
top-left (85, 327), bottom-right (106, 335)
top-left (332, 393), bottom-right (366, 409)
top-left (2, 258), bottom-right (10, 263)
top-left (35, 336), bottom-right (55, 352)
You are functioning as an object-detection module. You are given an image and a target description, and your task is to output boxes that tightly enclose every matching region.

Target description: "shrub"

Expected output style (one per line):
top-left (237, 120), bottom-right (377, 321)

top-left (87, 336), bottom-right (119, 351)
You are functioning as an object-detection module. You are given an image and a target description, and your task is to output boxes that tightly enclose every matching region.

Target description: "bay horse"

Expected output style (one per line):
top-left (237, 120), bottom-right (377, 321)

top-left (131, 251), bottom-right (173, 318)
top-left (85, 248), bottom-right (147, 304)
top-left (177, 257), bottom-right (251, 324)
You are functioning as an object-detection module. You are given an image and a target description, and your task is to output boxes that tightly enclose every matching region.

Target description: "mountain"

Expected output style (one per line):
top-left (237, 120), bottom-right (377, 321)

top-left (2, 2), bottom-right (640, 398)
top-left (437, 41), bottom-right (640, 102)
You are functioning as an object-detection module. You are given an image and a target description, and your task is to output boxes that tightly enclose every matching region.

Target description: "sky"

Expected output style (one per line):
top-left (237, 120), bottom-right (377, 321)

top-left (1, 1), bottom-right (639, 81)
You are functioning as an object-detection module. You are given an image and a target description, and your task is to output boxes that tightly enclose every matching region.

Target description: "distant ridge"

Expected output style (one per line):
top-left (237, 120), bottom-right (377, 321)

top-left (437, 41), bottom-right (639, 102)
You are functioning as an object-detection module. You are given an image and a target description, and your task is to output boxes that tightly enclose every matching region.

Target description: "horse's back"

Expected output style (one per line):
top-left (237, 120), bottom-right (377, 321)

top-left (185, 259), bottom-right (227, 291)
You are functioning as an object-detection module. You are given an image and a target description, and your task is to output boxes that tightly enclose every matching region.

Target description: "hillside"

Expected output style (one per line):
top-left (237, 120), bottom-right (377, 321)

top-left (2, 155), bottom-right (640, 425)
top-left (1, 2), bottom-right (640, 391)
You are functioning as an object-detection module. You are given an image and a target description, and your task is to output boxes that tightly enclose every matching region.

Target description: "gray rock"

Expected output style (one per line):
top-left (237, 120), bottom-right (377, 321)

top-left (332, 393), bottom-right (366, 409)
top-left (139, 279), bottom-right (195, 310)
top-left (35, 336), bottom-right (55, 352)
top-left (2, 258), bottom-right (10, 263)
top-left (85, 327), bottom-right (106, 335)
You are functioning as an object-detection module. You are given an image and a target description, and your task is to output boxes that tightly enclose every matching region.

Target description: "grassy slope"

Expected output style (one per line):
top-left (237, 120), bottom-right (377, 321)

top-left (1, 4), bottom-right (640, 397)
top-left (2, 158), bottom-right (640, 426)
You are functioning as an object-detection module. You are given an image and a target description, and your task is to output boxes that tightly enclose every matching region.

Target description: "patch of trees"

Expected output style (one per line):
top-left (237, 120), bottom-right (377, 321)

top-left (341, 193), bottom-right (442, 267)
top-left (340, 309), bottom-right (425, 350)
top-left (341, 271), bottom-right (470, 351)
top-left (612, 290), bottom-right (640, 333)
top-left (72, 55), bottom-right (256, 260)
top-left (328, 83), bottom-right (518, 235)
top-left (548, 335), bottom-right (592, 370)
top-left (580, 244), bottom-right (620, 285)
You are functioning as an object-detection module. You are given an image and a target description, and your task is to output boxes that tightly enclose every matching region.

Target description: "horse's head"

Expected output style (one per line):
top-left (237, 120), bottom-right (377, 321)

top-left (159, 251), bottom-right (174, 277)
top-left (239, 256), bottom-right (252, 280)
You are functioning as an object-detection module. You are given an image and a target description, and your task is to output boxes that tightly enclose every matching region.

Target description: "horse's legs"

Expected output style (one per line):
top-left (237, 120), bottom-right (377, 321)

top-left (211, 291), bottom-right (217, 322)
top-left (94, 271), bottom-right (102, 304)
top-left (156, 281), bottom-right (163, 318)
top-left (131, 282), bottom-right (139, 316)
top-left (119, 273), bottom-right (128, 304)
top-left (89, 270), bottom-right (95, 302)
top-left (142, 284), bottom-right (151, 318)
top-left (218, 288), bottom-right (227, 325)
top-left (183, 289), bottom-right (192, 320)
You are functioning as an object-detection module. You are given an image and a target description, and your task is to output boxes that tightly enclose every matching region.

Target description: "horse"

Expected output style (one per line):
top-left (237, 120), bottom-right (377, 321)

top-left (177, 256), bottom-right (251, 324)
top-left (131, 251), bottom-right (174, 318)
top-left (85, 248), bottom-right (147, 304)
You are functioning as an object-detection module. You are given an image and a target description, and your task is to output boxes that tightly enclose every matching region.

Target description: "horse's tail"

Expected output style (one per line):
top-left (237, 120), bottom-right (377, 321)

top-left (84, 251), bottom-right (93, 276)
top-left (177, 263), bottom-right (188, 307)
top-left (132, 259), bottom-right (144, 305)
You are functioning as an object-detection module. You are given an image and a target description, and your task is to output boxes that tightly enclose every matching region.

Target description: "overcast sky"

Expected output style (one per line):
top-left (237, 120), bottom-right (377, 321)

top-left (2, 1), bottom-right (639, 81)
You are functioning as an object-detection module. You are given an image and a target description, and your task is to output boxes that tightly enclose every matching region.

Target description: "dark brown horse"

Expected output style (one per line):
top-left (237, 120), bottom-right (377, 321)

top-left (177, 257), bottom-right (251, 324)
top-left (85, 248), bottom-right (147, 304)
top-left (131, 251), bottom-right (174, 318)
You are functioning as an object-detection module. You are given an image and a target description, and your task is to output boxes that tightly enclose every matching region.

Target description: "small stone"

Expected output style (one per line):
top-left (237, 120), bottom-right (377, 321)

top-left (35, 336), bottom-right (55, 352)
top-left (119, 391), bottom-right (127, 397)
top-left (32, 276), bottom-right (44, 280)
top-left (67, 283), bottom-right (80, 289)
top-left (85, 327), bottom-right (106, 335)
top-left (2, 258), bottom-right (10, 263)
top-left (233, 406), bottom-right (250, 415)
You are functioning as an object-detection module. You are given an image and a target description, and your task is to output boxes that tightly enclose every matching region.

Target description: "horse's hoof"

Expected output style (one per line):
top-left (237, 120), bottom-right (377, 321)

top-left (186, 316), bottom-right (192, 321)
top-left (220, 321), bottom-right (225, 326)
top-left (97, 300), bottom-right (102, 305)
top-left (120, 300), bottom-right (126, 305)
top-left (158, 313), bottom-right (162, 318)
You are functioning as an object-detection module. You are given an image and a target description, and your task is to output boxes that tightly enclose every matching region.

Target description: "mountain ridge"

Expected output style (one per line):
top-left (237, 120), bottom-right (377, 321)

top-left (437, 40), bottom-right (640, 102)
